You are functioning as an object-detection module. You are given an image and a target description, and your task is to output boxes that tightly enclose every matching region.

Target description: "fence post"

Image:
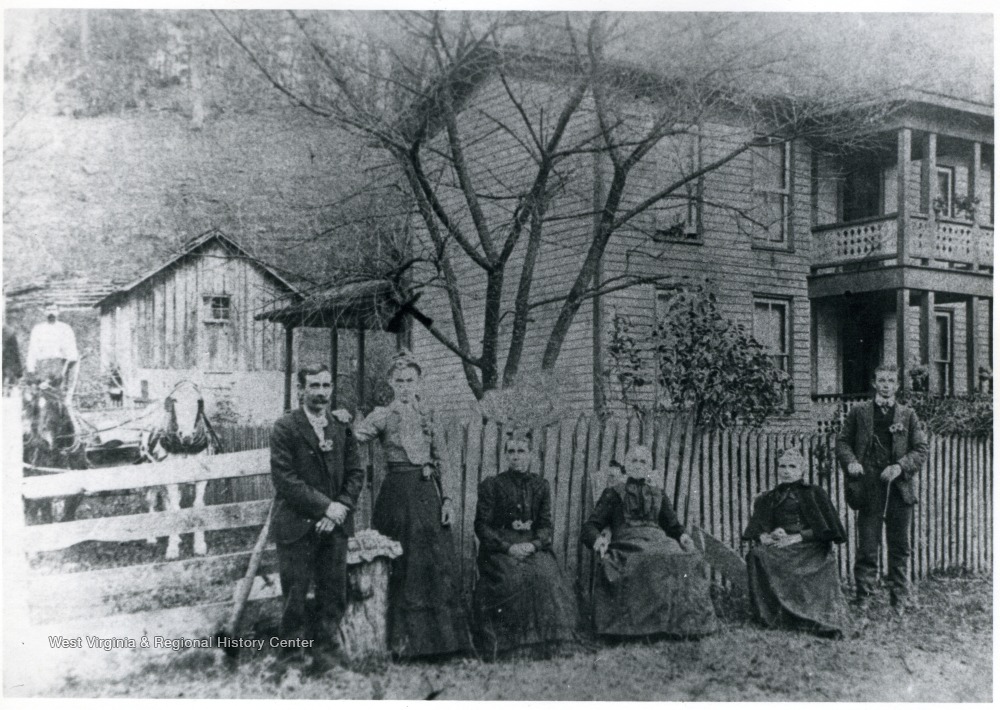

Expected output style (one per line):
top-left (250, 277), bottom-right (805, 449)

top-left (3, 391), bottom-right (32, 692)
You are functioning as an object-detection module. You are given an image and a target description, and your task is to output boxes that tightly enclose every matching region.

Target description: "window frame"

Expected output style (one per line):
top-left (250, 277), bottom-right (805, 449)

top-left (935, 166), bottom-right (955, 218)
top-left (652, 129), bottom-right (704, 244)
top-left (750, 138), bottom-right (792, 249)
top-left (202, 294), bottom-right (233, 324)
top-left (752, 294), bottom-right (794, 412)
top-left (933, 309), bottom-right (953, 395)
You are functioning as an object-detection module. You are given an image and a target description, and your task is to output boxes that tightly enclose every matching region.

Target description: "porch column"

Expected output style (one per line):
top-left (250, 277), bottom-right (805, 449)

top-left (896, 128), bottom-right (912, 263)
top-left (970, 142), bottom-right (983, 270)
top-left (919, 290), bottom-right (938, 393)
top-left (970, 141), bottom-right (982, 228)
top-left (356, 327), bottom-right (366, 412)
top-left (919, 132), bottom-right (937, 215)
top-left (967, 296), bottom-right (980, 394)
top-left (283, 324), bottom-right (294, 412)
top-left (330, 327), bottom-right (339, 408)
top-left (394, 318), bottom-right (410, 350)
top-left (896, 289), bottom-right (911, 385)
top-left (809, 300), bottom-right (818, 397)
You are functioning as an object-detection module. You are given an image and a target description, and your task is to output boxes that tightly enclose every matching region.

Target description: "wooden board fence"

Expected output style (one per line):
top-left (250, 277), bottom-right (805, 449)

top-left (4, 404), bottom-right (993, 690)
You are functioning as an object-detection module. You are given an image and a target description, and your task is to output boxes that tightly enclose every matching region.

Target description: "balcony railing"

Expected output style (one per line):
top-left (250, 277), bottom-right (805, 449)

top-left (812, 214), bottom-right (993, 270)
top-left (811, 215), bottom-right (898, 268)
top-left (908, 214), bottom-right (993, 267)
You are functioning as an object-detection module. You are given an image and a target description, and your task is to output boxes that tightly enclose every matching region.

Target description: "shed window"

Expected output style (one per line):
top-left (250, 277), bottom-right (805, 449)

top-left (204, 295), bottom-right (231, 322)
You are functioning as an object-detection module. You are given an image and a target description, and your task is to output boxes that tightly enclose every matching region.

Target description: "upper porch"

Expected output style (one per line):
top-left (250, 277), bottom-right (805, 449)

top-left (808, 91), bottom-right (993, 299)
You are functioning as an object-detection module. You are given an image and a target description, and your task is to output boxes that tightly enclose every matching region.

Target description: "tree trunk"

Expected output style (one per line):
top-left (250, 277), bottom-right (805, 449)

top-left (338, 557), bottom-right (392, 660)
top-left (189, 32), bottom-right (206, 130)
top-left (336, 531), bottom-right (402, 661)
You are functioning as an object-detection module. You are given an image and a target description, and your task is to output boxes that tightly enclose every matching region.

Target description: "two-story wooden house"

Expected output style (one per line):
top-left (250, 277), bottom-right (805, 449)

top-left (396, 58), bottom-right (992, 427)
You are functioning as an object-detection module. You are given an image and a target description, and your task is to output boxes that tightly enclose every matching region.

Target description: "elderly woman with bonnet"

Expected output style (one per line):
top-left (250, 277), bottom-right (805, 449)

top-left (581, 444), bottom-right (718, 638)
top-left (353, 350), bottom-right (472, 657)
top-left (742, 448), bottom-right (850, 637)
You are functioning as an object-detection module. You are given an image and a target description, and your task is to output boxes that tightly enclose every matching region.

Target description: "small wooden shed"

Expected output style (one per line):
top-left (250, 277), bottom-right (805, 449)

top-left (95, 229), bottom-right (301, 422)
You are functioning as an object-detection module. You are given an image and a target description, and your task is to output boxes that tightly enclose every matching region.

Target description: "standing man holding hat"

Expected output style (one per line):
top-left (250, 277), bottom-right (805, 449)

top-left (836, 364), bottom-right (927, 612)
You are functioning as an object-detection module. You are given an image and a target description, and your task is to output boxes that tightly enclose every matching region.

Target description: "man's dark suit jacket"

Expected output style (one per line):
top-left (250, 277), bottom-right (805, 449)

top-left (835, 400), bottom-right (928, 505)
top-left (270, 407), bottom-right (365, 544)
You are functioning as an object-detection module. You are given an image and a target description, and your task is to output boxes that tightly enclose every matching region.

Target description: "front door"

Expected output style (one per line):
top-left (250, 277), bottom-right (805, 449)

top-left (841, 298), bottom-right (883, 395)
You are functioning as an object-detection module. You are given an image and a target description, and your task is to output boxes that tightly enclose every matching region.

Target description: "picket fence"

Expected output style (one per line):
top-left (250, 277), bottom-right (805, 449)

top-left (216, 414), bottom-right (993, 593)
top-left (3, 402), bottom-right (992, 688)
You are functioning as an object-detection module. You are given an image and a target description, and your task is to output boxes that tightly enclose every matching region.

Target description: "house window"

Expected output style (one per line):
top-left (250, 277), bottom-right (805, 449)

top-left (653, 131), bottom-right (702, 242)
top-left (751, 140), bottom-right (791, 245)
top-left (934, 310), bottom-right (953, 395)
top-left (753, 297), bottom-right (793, 409)
top-left (935, 166), bottom-right (954, 217)
top-left (203, 295), bottom-right (231, 322)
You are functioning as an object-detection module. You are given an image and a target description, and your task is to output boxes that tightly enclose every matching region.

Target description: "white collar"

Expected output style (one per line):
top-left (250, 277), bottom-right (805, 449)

top-left (302, 406), bottom-right (328, 426)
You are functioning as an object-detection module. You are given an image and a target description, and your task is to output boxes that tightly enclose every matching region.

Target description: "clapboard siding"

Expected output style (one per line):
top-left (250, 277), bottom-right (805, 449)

top-left (411, 77), bottom-right (821, 421)
top-left (600, 123), bottom-right (815, 421)
top-left (410, 76), bottom-right (598, 413)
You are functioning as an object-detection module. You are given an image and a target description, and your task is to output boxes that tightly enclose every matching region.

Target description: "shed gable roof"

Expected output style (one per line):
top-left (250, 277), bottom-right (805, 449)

top-left (94, 229), bottom-right (301, 310)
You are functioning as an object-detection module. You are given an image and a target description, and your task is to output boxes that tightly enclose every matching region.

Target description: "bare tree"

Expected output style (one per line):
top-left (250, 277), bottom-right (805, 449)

top-left (215, 10), bottom-right (894, 400)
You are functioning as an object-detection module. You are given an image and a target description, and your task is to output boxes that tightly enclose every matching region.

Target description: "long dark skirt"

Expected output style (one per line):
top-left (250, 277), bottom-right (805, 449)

top-left (593, 526), bottom-right (718, 638)
top-left (746, 540), bottom-right (850, 637)
top-left (474, 548), bottom-right (578, 656)
top-left (372, 463), bottom-right (472, 657)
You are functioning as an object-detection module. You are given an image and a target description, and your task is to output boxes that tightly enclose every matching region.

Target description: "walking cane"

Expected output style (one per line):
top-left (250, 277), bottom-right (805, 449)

top-left (882, 478), bottom-right (892, 521)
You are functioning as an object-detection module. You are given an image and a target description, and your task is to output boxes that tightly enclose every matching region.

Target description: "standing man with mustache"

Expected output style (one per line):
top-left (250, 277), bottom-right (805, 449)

top-left (270, 364), bottom-right (365, 674)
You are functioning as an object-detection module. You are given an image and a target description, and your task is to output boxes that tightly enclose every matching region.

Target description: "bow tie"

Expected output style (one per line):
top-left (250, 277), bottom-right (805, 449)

top-left (875, 396), bottom-right (895, 410)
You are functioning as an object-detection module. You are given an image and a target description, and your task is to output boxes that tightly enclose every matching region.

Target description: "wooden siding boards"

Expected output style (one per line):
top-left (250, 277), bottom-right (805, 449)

top-left (596, 123), bottom-right (814, 423)
top-left (406, 75), bottom-right (990, 427)
top-left (119, 238), bottom-right (290, 375)
top-left (414, 83), bottom-right (811, 426)
top-left (409, 76), bottom-right (598, 414)
top-left (101, 234), bottom-right (292, 421)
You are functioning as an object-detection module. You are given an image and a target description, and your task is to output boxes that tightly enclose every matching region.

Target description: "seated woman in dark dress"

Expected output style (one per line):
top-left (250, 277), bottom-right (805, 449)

top-left (473, 432), bottom-right (578, 658)
top-left (742, 448), bottom-right (850, 637)
top-left (581, 445), bottom-right (717, 639)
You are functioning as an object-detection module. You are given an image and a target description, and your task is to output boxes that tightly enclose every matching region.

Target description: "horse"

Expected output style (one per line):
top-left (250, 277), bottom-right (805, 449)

top-left (21, 375), bottom-right (88, 523)
top-left (139, 380), bottom-right (220, 560)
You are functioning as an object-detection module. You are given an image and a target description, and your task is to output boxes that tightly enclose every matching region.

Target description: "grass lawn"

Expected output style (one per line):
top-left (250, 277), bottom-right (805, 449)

top-left (46, 572), bottom-right (991, 701)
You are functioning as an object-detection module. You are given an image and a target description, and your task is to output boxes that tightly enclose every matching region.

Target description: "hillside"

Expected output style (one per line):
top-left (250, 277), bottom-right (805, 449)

top-left (3, 107), bottom-right (366, 287)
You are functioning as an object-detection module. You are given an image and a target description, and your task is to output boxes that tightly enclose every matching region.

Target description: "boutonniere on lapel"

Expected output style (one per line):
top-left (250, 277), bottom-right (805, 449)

top-left (319, 439), bottom-right (335, 452)
top-left (888, 423), bottom-right (906, 435)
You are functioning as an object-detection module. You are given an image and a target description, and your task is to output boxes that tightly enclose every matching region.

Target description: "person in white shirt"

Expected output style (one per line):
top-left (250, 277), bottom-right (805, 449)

top-left (27, 303), bottom-right (79, 399)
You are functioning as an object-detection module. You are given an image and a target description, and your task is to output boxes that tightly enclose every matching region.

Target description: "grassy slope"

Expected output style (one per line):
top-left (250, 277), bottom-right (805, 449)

top-left (49, 573), bottom-right (991, 702)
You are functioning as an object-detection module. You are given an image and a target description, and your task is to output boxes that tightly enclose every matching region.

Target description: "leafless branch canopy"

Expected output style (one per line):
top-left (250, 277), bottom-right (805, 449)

top-left (216, 10), bottom-right (900, 399)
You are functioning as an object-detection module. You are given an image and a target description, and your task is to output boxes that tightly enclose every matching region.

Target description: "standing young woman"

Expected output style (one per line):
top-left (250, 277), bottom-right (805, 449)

top-left (354, 350), bottom-right (472, 658)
